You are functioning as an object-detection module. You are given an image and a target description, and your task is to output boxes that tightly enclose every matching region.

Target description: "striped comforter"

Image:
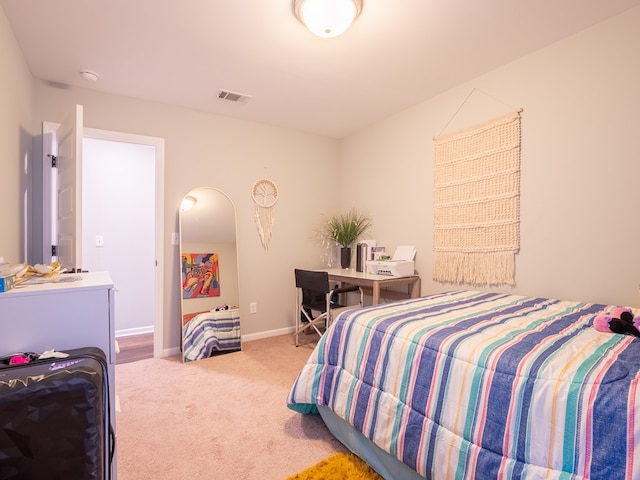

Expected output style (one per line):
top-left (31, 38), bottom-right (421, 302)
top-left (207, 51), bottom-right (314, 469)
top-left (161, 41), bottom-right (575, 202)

top-left (287, 291), bottom-right (640, 479)
top-left (182, 308), bottom-right (241, 361)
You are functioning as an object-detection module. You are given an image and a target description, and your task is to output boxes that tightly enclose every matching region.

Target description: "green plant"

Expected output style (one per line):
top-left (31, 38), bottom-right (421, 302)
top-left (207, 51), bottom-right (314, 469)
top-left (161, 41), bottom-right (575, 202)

top-left (323, 209), bottom-right (372, 248)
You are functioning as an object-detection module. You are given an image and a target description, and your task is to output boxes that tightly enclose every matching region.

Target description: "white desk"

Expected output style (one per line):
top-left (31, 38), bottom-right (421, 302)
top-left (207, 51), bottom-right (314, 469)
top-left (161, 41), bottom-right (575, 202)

top-left (323, 268), bottom-right (421, 304)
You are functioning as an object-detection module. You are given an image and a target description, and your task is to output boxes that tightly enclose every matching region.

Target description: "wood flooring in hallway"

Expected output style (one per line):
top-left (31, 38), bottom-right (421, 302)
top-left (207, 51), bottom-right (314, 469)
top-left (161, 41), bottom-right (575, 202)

top-left (116, 333), bottom-right (153, 364)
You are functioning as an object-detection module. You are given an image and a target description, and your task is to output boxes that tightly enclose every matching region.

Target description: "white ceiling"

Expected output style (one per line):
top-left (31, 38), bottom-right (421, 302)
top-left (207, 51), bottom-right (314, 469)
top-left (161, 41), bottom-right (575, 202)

top-left (2, 0), bottom-right (639, 138)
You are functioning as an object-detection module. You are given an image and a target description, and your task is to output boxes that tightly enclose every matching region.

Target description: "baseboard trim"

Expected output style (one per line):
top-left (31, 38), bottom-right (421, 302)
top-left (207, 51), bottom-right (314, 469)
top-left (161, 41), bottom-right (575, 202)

top-left (154, 327), bottom-right (296, 358)
top-left (162, 347), bottom-right (181, 358)
top-left (242, 326), bottom-right (295, 343)
top-left (116, 326), bottom-right (154, 338)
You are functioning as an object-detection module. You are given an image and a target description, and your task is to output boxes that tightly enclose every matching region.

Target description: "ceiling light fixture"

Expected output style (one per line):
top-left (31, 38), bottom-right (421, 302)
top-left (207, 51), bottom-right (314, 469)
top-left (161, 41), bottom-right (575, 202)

top-left (293, 0), bottom-right (363, 38)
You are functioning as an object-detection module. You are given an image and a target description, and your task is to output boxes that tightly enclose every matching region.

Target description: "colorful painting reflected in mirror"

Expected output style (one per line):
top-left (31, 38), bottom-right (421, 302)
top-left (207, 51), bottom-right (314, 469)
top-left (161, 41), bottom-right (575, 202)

top-left (181, 253), bottom-right (220, 299)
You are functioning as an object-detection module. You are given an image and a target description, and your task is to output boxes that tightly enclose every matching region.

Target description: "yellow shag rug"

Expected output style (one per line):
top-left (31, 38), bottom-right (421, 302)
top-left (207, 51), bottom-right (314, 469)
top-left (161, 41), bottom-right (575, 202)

top-left (286, 452), bottom-right (383, 480)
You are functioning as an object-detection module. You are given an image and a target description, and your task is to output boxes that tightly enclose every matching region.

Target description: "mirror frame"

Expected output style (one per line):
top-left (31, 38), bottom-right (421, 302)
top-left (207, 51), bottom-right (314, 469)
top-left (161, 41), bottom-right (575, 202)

top-left (179, 187), bottom-right (241, 362)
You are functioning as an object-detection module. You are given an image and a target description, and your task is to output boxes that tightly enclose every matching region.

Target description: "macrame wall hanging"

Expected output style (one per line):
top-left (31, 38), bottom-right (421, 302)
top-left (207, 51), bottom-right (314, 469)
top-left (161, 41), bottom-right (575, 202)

top-left (252, 179), bottom-right (278, 250)
top-left (433, 106), bottom-right (522, 286)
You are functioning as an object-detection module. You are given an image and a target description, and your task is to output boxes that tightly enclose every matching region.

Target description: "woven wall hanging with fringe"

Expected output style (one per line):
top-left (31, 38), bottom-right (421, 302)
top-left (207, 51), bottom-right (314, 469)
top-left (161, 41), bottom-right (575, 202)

top-left (433, 109), bottom-right (522, 286)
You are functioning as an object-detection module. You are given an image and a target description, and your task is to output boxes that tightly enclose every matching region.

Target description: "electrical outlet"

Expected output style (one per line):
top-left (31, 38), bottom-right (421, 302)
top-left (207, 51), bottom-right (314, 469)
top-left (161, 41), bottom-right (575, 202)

top-left (249, 302), bottom-right (257, 314)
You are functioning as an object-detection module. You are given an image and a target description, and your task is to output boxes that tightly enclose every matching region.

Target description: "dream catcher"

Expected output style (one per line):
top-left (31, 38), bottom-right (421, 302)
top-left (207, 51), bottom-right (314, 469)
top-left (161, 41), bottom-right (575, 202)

top-left (252, 179), bottom-right (278, 250)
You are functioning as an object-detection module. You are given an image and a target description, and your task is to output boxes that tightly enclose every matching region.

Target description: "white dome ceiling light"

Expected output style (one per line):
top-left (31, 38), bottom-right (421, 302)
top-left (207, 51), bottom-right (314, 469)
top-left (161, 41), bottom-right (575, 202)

top-left (293, 0), bottom-right (363, 38)
top-left (79, 70), bottom-right (99, 82)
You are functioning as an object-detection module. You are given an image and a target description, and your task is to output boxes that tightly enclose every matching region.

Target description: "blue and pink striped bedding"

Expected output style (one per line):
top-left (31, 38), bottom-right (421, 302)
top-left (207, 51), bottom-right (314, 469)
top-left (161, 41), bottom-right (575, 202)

top-left (287, 290), bottom-right (640, 479)
top-left (182, 308), bottom-right (241, 362)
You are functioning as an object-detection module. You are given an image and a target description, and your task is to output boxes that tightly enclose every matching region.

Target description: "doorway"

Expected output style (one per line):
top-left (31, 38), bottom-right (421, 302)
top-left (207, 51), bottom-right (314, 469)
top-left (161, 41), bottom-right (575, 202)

top-left (42, 114), bottom-right (165, 358)
top-left (83, 129), bottom-right (165, 358)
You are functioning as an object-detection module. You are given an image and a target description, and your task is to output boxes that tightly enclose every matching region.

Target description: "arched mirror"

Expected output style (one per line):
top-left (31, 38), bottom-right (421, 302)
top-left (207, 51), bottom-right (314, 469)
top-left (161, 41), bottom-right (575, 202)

top-left (179, 187), bottom-right (240, 363)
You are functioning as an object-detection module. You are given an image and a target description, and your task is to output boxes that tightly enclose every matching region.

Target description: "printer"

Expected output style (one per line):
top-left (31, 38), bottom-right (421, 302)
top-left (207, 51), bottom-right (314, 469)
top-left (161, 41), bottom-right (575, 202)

top-left (366, 245), bottom-right (416, 277)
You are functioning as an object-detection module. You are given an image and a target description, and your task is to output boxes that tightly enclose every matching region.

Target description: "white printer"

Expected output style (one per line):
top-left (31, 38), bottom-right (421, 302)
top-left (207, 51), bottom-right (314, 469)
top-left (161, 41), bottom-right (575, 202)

top-left (366, 245), bottom-right (416, 277)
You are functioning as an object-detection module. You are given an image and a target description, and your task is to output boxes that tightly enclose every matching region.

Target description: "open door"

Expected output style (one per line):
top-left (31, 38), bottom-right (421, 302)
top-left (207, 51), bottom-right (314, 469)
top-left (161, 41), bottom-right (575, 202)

top-left (42, 104), bottom-right (84, 271)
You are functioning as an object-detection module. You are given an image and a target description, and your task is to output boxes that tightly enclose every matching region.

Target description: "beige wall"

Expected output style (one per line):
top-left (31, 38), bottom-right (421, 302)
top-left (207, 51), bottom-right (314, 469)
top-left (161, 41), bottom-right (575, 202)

top-left (2, 6), bottom-right (639, 355)
top-left (31, 82), bottom-right (340, 351)
top-left (339, 7), bottom-right (640, 308)
top-left (0, 8), bottom-right (33, 263)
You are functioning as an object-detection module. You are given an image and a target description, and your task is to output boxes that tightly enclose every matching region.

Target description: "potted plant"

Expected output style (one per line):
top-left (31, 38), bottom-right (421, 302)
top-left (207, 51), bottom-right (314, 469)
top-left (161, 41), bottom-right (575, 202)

top-left (322, 209), bottom-right (372, 268)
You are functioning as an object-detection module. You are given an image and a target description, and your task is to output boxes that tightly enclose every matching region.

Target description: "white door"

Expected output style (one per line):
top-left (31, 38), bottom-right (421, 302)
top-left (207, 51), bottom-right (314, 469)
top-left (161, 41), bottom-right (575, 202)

top-left (42, 104), bottom-right (84, 271)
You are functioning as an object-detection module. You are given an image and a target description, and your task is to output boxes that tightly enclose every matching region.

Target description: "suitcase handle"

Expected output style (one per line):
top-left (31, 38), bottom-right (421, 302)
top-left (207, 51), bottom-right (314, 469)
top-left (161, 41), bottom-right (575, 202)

top-left (109, 423), bottom-right (116, 476)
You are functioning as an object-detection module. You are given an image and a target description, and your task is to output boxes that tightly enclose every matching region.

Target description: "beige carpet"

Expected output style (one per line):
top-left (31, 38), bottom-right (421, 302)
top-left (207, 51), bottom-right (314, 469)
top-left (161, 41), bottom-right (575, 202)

top-left (115, 334), bottom-right (347, 479)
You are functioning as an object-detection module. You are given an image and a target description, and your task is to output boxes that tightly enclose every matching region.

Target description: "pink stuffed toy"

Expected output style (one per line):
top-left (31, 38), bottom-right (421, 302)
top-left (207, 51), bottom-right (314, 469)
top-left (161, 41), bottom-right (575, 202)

top-left (594, 307), bottom-right (640, 337)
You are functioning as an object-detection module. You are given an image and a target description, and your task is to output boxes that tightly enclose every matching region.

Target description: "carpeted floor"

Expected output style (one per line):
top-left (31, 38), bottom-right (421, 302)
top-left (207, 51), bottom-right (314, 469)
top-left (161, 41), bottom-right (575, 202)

top-left (115, 334), bottom-right (348, 479)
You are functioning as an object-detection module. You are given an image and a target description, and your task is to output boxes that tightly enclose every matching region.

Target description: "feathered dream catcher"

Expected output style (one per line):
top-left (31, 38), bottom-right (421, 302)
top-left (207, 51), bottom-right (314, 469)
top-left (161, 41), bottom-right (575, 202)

top-left (252, 179), bottom-right (278, 250)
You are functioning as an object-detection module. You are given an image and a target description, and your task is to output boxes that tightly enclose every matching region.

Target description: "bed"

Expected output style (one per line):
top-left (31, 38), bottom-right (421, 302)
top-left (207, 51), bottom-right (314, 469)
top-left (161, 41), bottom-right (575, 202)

top-left (182, 308), bottom-right (241, 362)
top-left (287, 290), bottom-right (640, 479)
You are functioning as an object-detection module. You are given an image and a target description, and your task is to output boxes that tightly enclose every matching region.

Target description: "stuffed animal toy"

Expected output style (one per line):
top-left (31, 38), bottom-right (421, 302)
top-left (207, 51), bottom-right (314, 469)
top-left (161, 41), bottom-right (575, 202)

top-left (594, 307), bottom-right (640, 337)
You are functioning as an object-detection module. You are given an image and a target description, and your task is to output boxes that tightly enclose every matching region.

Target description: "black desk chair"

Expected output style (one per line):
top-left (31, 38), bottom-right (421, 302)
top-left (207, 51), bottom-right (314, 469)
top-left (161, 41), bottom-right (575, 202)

top-left (294, 269), bottom-right (363, 346)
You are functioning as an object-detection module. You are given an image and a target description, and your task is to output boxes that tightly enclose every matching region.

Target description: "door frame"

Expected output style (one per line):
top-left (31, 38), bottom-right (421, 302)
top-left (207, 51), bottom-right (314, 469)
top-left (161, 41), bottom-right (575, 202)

top-left (42, 123), bottom-right (165, 358)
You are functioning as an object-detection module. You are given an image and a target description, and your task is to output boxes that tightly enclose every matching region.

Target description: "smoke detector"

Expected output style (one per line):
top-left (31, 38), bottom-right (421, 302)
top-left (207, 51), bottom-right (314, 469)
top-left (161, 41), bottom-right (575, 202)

top-left (217, 89), bottom-right (252, 104)
top-left (79, 70), bottom-right (99, 82)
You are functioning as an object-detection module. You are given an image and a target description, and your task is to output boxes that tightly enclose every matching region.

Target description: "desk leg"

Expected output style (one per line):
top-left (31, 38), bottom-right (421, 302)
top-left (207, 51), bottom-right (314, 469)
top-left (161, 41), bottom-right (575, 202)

top-left (372, 281), bottom-right (380, 304)
top-left (410, 278), bottom-right (421, 298)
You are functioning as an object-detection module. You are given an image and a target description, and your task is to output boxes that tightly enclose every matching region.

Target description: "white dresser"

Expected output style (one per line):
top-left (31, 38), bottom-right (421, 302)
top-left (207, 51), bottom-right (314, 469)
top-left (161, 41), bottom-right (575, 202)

top-left (0, 271), bottom-right (117, 478)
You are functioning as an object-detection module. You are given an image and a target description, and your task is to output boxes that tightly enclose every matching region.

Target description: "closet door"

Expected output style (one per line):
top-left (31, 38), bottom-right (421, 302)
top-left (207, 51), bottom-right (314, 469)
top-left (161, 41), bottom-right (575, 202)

top-left (42, 104), bottom-right (84, 271)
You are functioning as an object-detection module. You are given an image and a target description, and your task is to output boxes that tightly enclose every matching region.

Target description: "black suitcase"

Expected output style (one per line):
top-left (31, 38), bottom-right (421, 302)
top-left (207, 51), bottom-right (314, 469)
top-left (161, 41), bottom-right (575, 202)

top-left (0, 347), bottom-right (114, 479)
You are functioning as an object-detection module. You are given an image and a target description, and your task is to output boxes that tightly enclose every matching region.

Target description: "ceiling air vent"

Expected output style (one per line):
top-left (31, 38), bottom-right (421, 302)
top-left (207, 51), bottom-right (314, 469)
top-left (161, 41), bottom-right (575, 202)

top-left (217, 89), bottom-right (252, 104)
